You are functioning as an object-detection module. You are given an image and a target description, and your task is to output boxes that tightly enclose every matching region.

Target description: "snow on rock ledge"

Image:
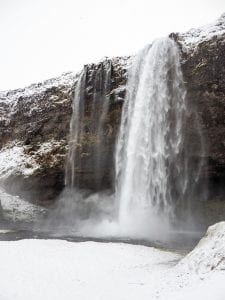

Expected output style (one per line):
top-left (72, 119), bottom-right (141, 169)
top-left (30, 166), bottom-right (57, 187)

top-left (0, 140), bottom-right (66, 181)
top-left (0, 143), bottom-right (39, 179)
top-left (178, 222), bottom-right (225, 275)
top-left (0, 72), bottom-right (76, 125)
top-left (0, 57), bottom-right (129, 203)
top-left (175, 13), bottom-right (225, 53)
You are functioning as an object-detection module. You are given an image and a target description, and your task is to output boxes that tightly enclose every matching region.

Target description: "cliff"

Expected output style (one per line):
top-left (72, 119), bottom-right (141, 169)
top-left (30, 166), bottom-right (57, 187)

top-left (0, 72), bottom-right (75, 204)
top-left (0, 14), bottom-right (225, 213)
top-left (0, 59), bottom-right (128, 204)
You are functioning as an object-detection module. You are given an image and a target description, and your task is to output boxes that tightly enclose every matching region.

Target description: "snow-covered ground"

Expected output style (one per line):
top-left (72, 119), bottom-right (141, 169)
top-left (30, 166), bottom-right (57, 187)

top-left (0, 239), bottom-right (181, 300)
top-left (0, 222), bottom-right (224, 300)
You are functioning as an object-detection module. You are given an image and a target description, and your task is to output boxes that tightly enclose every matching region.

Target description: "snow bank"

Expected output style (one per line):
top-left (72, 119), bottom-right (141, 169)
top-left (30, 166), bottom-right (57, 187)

top-left (155, 222), bottom-right (225, 300)
top-left (0, 239), bottom-right (181, 300)
top-left (178, 222), bottom-right (225, 274)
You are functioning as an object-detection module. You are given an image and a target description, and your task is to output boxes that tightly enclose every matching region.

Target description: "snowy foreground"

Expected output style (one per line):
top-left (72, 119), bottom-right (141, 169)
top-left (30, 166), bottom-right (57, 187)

top-left (0, 223), bottom-right (224, 300)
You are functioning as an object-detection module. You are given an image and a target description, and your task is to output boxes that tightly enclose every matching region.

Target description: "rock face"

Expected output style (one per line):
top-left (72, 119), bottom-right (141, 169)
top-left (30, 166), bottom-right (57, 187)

top-left (181, 33), bottom-right (225, 199)
top-left (0, 73), bottom-right (75, 203)
top-left (176, 14), bottom-right (225, 202)
top-left (0, 14), bottom-right (225, 214)
top-left (0, 59), bottom-right (129, 203)
top-left (65, 58), bottom-right (129, 191)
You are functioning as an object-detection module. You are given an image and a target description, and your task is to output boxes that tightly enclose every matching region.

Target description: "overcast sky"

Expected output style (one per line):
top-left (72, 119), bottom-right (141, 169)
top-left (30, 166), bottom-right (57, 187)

top-left (0, 0), bottom-right (225, 90)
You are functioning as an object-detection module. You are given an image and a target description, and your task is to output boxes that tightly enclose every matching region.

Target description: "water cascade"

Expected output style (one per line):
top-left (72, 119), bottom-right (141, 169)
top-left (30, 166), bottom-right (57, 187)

top-left (52, 38), bottom-right (202, 240)
top-left (65, 59), bottom-right (112, 190)
top-left (115, 38), bottom-right (187, 235)
top-left (47, 59), bottom-right (119, 229)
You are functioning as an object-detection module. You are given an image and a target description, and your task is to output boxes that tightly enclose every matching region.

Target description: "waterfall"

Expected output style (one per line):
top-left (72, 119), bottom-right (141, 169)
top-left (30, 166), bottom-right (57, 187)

top-left (65, 59), bottom-right (112, 190)
top-left (115, 38), bottom-right (187, 229)
top-left (51, 38), bottom-right (201, 240)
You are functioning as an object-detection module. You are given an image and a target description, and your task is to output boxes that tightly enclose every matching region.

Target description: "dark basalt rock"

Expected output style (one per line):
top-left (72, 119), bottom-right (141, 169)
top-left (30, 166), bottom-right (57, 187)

top-left (65, 58), bottom-right (129, 191)
top-left (0, 73), bottom-right (75, 204)
top-left (180, 33), bottom-right (225, 200)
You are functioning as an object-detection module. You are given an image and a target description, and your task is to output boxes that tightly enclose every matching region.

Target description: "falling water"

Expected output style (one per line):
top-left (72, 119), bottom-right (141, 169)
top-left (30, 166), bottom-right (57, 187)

top-left (65, 59), bottom-right (112, 190)
top-left (51, 37), bottom-right (203, 241)
top-left (116, 38), bottom-right (187, 230)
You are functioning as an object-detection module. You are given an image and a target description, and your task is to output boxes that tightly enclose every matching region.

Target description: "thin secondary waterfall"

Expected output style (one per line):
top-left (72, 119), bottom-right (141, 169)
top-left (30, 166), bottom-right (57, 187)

top-left (65, 59), bottom-right (112, 190)
top-left (116, 38), bottom-right (187, 228)
top-left (65, 67), bottom-right (87, 188)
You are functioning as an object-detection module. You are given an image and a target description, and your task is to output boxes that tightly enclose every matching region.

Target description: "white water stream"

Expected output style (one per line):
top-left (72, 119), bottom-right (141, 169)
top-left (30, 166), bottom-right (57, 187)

top-left (115, 38), bottom-right (187, 233)
top-left (53, 38), bottom-right (193, 240)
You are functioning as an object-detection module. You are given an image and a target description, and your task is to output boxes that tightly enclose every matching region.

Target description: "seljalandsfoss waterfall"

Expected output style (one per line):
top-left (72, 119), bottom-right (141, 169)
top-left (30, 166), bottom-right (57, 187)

top-left (49, 37), bottom-right (202, 242)
top-left (116, 38), bottom-right (187, 236)
top-left (2, 6), bottom-right (225, 300)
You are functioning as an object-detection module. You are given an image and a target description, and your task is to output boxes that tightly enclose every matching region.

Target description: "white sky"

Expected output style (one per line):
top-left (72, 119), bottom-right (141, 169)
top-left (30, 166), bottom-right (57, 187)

top-left (0, 0), bottom-right (225, 90)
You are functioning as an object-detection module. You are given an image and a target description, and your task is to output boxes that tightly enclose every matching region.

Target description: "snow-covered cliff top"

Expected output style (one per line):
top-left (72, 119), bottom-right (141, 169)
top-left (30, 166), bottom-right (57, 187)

top-left (0, 56), bottom-right (130, 99)
top-left (0, 72), bottom-right (76, 104)
top-left (178, 13), bottom-right (225, 52)
top-left (0, 56), bottom-right (130, 125)
top-left (0, 71), bottom-right (76, 125)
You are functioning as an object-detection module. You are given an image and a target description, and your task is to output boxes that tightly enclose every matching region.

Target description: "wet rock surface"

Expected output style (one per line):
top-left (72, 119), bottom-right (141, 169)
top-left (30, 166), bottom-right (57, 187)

top-left (181, 33), bottom-right (225, 201)
top-left (65, 58), bottom-right (129, 191)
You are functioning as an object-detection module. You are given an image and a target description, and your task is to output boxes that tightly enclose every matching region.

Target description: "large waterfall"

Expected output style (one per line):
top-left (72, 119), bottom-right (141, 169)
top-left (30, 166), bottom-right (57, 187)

top-left (50, 38), bottom-right (198, 240)
top-left (115, 38), bottom-right (187, 235)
